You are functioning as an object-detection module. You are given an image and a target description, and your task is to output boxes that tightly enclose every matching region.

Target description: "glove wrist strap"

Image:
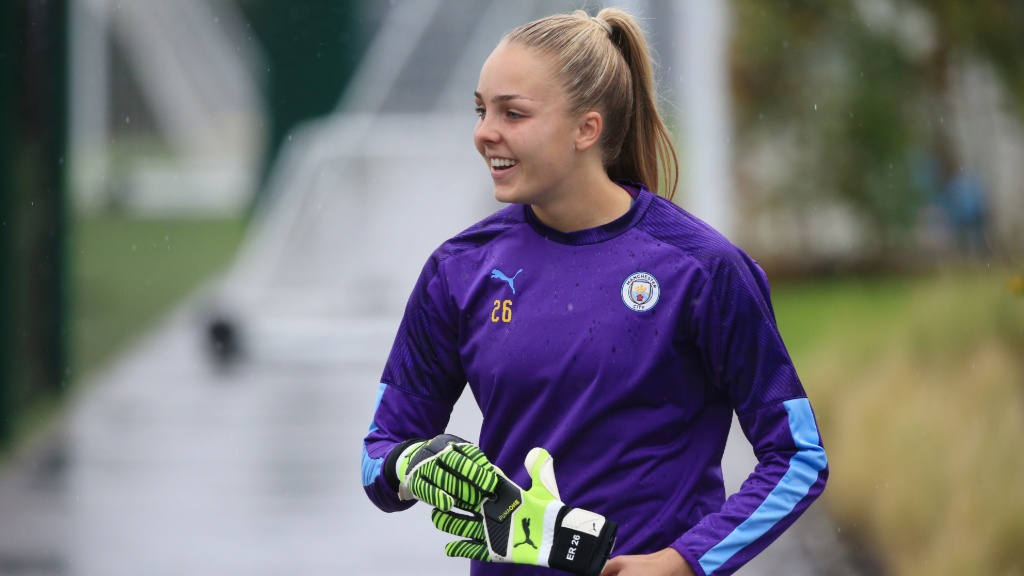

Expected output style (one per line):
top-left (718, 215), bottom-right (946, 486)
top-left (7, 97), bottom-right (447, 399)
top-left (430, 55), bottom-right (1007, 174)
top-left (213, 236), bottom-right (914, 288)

top-left (383, 438), bottom-right (423, 493)
top-left (548, 507), bottom-right (618, 576)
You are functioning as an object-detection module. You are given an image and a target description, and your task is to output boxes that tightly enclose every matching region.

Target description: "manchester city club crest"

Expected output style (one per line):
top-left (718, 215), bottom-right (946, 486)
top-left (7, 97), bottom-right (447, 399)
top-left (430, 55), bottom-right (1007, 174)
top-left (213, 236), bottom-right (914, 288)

top-left (621, 272), bottom-right (660, 311)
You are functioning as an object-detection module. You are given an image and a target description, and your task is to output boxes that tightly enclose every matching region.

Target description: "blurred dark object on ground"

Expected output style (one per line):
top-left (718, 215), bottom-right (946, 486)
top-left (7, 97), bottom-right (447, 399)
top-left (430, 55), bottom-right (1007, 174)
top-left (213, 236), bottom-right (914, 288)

top-left (206, 314), bottom-right (244, 369)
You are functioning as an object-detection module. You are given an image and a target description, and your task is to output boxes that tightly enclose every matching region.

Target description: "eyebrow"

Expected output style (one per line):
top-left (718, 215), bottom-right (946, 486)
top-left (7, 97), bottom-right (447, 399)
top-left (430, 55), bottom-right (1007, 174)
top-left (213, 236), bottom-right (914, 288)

top-left (474, 91), bottom-right (533, 103)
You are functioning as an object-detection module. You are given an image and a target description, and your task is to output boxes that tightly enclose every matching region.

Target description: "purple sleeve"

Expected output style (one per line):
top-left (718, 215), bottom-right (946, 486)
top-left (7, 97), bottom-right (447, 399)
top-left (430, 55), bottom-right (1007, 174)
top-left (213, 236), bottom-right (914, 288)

top-left (671, 253), bottom-right (828, 575)
top-left (361, 255), bottom-right (466, 512)
top-left (362, 385), bottom-right (458, 512)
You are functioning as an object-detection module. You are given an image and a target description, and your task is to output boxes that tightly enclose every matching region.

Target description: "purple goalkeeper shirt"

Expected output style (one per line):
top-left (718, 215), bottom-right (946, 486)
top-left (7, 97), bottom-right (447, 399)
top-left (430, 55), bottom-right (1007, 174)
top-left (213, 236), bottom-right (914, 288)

top-left (361, 183), bottom-right (828, 576)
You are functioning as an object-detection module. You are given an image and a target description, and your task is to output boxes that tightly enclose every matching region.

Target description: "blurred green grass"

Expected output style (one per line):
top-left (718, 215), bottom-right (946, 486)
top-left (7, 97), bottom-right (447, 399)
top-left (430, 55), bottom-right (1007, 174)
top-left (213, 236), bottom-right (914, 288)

top-left (773, 269), bottom-right (1024, 576)
top-left (70, 216), bottom-right (247, 382)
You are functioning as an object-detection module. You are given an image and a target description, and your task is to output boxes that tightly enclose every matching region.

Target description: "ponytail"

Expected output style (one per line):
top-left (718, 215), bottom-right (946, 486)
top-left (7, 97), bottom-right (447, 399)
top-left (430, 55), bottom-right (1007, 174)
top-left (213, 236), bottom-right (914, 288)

top-left (504, 8), bottom-right (679, 200)
top-left (598, 9), bottom-right (679, 201)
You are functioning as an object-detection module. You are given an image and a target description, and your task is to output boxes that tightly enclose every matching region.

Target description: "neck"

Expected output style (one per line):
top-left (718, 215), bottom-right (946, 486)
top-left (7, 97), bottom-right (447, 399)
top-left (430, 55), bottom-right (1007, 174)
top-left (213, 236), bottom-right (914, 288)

top-left (531, 169), bottom-right (633, 233)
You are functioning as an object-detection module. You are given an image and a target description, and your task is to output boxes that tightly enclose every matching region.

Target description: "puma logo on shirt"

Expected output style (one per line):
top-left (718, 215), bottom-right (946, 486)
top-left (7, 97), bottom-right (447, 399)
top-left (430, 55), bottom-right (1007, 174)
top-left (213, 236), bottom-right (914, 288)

top-left (491, 268), bottom-right (522, 294)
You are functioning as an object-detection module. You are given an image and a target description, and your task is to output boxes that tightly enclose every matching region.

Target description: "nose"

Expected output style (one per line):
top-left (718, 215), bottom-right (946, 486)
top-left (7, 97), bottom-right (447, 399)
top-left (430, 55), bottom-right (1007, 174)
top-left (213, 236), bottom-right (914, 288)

top-left (474, 112), bottom-right (501, 148)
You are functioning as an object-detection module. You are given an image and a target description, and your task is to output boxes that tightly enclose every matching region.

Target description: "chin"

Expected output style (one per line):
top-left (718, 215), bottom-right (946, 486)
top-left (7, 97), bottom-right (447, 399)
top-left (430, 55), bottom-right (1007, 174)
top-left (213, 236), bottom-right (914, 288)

top-left (493, 183), bottom-right (528, 205)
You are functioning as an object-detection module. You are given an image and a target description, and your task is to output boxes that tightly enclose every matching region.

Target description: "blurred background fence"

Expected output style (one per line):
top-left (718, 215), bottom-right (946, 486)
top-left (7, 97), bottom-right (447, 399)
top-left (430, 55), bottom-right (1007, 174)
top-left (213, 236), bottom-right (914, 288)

top-left (1, 1), bottom-right (1023, 575)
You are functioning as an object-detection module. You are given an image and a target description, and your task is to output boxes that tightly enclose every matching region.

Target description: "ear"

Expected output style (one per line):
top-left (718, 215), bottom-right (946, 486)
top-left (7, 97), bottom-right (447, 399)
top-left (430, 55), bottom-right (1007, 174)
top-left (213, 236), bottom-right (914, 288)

top-left (573, 110), bottom-right (603, 152)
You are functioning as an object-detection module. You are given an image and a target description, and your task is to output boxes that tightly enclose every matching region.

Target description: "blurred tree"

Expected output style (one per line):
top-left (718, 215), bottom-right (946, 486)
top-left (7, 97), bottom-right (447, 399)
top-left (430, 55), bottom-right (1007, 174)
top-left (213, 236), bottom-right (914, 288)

top-left (732, 0), bottom-right (1024, 256)
top-left (0, 0), bottom-right (69, 446)
top-left (932, 1), bottom-right (1024, 102)
top-left (235, 0), bottom-right (381, 196)
top-left (0, 0), bottom-right (11, 447)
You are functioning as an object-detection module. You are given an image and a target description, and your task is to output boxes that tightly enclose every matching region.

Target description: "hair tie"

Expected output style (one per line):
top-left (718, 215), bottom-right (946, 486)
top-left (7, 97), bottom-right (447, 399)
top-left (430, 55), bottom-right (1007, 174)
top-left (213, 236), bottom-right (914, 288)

top-left (591, 16), bottom-right (613, 38)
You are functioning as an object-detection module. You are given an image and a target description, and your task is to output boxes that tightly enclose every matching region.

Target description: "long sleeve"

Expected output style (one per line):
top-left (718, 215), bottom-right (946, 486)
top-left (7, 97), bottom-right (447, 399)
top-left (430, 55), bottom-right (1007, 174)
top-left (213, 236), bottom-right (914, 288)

top-left (670, 249), bottom-right (828, 576)
top-left (361, 251), bottom-right (467, 512)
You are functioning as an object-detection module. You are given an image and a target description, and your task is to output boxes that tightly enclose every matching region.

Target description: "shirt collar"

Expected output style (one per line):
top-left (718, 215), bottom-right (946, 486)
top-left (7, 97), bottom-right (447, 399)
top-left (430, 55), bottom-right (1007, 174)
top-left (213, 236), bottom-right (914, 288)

top-left (523, 180), bottom-right (653, 246)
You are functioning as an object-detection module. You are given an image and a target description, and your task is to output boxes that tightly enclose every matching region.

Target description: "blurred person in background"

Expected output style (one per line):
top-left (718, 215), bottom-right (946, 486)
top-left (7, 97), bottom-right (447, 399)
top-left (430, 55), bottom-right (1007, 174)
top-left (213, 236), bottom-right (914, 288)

top-left (362, 7), bottom-right (828, 576)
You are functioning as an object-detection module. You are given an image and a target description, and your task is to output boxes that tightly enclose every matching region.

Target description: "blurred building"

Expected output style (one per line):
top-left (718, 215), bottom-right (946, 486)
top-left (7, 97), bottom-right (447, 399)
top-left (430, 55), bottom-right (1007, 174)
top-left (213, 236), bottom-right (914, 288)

top-left (946, 54), bottom-right (1024, 255)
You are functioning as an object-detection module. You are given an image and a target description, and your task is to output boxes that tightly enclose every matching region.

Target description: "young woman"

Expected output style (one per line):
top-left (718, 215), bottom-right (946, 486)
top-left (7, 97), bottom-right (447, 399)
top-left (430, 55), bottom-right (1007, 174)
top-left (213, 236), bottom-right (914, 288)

top-left (362, 8), bottom-right (827, 576)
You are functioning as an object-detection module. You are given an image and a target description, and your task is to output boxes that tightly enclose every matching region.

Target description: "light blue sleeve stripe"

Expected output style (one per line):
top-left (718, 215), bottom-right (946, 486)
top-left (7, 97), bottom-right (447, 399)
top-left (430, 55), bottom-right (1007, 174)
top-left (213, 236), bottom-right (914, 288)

top-left (698, 398), bottom-right (827, 575)
top-left (361, 445), bottom-right (384, 487)
top-left (361, 383), bottom-right (389, 486)
top-left (367, 382), bottom-right (387, 433)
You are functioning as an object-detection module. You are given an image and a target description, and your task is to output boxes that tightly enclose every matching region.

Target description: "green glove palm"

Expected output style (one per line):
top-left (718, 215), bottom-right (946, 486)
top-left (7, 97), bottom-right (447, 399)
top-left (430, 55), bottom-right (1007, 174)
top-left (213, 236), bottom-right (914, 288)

top-left (431, 447), bottom-right (618, 576)
top-left (386, 434), bottom-right (498, 511)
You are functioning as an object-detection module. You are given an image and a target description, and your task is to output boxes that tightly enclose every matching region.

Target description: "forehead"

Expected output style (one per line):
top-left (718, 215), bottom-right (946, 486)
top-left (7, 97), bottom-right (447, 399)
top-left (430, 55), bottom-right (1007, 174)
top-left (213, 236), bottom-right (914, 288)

top-left (476, 41), bottom-right (558, 102)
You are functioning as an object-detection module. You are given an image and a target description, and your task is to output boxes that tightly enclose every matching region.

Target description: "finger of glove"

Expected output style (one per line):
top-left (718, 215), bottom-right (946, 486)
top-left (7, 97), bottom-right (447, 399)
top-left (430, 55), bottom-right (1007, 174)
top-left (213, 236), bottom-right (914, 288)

top-left (524, 447), bottom-right (560, 502)
top-left (422, 475), bottom-right (481, 513)
top-left (450, 447), bottom-right (500, 490)
top-left (437, 450), bottom-right (498, 494)
top-left (445, 540), bottom-right (491, 562)
top-left (452, 443), bottom-right (495, 469)
top-left (450, 497), bottom-right (477, 513)
top-left (431, 509), bottom-right (485, 540)
top-left (409, 474), bottom-right (454, 511)
top-left (421, 459), bottom-right (496, 507)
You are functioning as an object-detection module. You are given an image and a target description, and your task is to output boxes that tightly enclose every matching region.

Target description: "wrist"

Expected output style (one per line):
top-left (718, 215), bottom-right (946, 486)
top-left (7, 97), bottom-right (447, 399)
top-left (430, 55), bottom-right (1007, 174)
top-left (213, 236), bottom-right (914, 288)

top-left (654, 548), bottom-right (696, 576)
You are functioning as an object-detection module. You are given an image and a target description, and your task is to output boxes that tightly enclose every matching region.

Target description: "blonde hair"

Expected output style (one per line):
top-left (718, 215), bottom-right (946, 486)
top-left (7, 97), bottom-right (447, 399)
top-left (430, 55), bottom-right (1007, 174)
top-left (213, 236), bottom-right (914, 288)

top-left (504, 8), bottom-right (679, 200)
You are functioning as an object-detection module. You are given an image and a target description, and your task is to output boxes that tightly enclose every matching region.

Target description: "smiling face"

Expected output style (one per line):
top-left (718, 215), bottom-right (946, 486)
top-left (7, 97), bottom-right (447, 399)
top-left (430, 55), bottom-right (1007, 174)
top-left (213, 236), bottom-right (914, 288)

top-left (474, 41), bottom-right (580, 205)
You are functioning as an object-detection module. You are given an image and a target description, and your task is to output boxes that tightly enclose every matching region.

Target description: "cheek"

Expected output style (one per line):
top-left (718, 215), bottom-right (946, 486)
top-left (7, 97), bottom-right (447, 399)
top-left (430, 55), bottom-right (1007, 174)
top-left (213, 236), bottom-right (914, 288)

top-left (522, 127), bottom-right (570, 174)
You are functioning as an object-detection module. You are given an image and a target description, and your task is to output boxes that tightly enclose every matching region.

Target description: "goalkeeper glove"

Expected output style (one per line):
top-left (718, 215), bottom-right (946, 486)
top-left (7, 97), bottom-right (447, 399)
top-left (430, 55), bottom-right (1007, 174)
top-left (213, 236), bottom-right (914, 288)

top-left (431, 447), bottom-right (618, 576)
top-left (383, 434), bottom-right (498, 511)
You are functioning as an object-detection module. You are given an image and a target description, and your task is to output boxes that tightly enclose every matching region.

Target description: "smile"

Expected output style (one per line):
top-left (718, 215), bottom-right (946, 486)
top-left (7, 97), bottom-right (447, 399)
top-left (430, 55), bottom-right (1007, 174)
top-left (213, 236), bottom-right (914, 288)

top-left (490, 158), bottom-right (519, 171)
top-left (489, 157), bottom-right (519, 180)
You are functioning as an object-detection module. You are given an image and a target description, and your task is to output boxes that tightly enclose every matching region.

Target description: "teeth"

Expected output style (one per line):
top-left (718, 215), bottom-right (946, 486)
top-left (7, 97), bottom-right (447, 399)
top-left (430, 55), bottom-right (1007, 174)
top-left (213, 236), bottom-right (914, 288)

top-left (490, 158), bottom-right (518, 168)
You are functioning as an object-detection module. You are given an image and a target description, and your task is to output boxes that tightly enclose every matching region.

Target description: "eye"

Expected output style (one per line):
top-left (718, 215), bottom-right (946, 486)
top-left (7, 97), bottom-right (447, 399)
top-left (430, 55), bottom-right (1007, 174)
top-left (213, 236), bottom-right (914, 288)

top-left (506, 110), bottom-right (523, 120)
top-left (475, 106), bottom-right (486, 118)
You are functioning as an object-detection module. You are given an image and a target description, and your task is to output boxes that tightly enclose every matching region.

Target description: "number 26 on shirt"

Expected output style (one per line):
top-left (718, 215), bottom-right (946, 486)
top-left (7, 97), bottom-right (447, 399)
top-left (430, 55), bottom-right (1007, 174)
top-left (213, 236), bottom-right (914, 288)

top-left (491, 299), bottom-right (512, 323)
